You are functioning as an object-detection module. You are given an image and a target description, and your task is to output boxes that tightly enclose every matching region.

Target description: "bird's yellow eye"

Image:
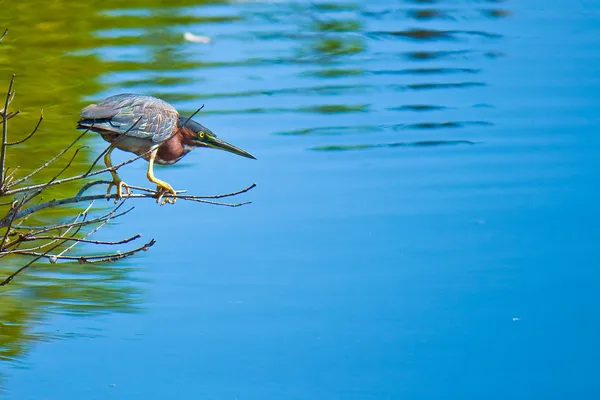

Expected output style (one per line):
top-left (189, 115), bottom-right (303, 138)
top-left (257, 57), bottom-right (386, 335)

top-left (198, 131), bottom-right (205, 139)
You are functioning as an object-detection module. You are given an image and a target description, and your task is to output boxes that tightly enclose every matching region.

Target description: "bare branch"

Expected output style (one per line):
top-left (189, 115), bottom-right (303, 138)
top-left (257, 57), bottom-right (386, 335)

top-left (8, 238), bottom-right (156, 264)
top-left (3, 166), bottom-right (19, 186)
top-left (1, 182), bottom-right (255, 227)
top-left (76, 180), bottom-right (111, 197)
top-left (18, 233), bottom-right (141, 246)
top-left (0, 213), bottom-right (99, 285)
top-left (0, 74), bottom-right (16, 186)
top-left (6, 109), bottom-right (43, 145)
top-left (8, 129), bottom-right (88, 188)
top-left (54, 198), bottom-right (125, 258)
top-left (0, 246), bottom-right (54, 286)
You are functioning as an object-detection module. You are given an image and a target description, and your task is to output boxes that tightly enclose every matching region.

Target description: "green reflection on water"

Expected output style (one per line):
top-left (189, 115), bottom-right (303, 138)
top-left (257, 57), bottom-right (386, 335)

top-left (0, 0), bottom-right (232, 385)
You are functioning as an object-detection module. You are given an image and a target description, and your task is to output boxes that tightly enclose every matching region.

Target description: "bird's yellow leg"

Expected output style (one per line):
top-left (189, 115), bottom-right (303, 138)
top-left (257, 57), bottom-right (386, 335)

top-left (104, 144), bottom-right (131, 201)
top-left (147, 149), bottom-right (177, 205)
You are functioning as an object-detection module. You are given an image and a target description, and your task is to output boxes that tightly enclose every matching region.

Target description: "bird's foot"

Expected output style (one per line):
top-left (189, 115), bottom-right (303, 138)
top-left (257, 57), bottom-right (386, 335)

top-left (155, 183), bottom-right (177, 205)
top-left (106, 178), bottom-right (131, 203)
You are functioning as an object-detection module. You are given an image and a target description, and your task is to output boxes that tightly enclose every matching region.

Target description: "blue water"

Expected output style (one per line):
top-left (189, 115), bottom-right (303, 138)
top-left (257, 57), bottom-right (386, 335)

top-left (3, 0), bottom-right (600, 398)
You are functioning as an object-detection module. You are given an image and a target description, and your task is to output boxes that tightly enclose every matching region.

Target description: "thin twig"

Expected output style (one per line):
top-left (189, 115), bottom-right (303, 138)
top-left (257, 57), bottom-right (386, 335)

top-left (8, 238), bottom-right (156, 264)
top-left (55, 198), bottom-right (125, 258)
top-left (0, 29), bottom-right (7, 42)
top-left (4, 201), bottom-right (94, 252)
top-left (3, 166), bottom-right (19, 186)
top-left (1, 182), bottom-right (255, 227)
top-left (0, 207), bottom-right (92, 285)
top-left (0, 247), bottom-right (54, 286)
top-left (6, 110), bottom-right (43, 145)
top-left (75, 180), bottom-right (112, 197)
top-left (18, 145), bottom-right (88, 208)
top-left (17, 233), bottom-right (141, 246)
top-left (18, 204), bottom-right (133, 236)
top-left (0, 199), bottom-right (23, 251)
top-left (0, 110), bottom-right (20, 124)
top-left (0, 75), bottom-right (15, 186)
top-left (8, 129), bottom-right (88, 188)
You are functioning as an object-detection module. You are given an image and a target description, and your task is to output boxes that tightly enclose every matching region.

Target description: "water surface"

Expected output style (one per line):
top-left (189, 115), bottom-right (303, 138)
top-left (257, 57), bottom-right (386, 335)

top-left (1, 0), bottom-right (600, 398)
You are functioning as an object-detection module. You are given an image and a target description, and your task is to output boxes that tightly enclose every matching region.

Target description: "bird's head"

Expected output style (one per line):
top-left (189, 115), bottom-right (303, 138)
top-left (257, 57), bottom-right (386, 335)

top-left (179, 117), bottom-right (256, 159)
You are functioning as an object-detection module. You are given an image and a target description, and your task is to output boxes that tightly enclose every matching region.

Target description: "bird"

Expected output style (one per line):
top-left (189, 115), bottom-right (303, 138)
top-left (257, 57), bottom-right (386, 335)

top-left (76, 93), bottom-right (256, 205)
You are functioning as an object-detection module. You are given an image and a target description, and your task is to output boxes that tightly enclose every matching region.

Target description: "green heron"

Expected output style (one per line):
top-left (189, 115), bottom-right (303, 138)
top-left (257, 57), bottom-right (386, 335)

top-left (77, 93), bottom-right (256, 204)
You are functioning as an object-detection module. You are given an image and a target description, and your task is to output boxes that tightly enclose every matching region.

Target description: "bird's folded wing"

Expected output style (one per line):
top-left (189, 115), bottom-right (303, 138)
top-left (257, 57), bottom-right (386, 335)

top-left (80, 94), bottom-right (179, 143)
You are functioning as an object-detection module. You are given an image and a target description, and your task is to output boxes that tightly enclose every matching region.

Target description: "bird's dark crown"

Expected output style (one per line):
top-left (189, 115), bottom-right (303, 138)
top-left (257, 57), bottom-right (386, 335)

top-left (178, 116), bottom-right (215, 136)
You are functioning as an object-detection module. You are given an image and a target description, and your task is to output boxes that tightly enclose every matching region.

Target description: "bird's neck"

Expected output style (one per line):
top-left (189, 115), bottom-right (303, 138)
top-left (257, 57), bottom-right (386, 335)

top-left (180, 126), bottom-right (201, 148)
top-left (155, 128), bottom-right (198, 165)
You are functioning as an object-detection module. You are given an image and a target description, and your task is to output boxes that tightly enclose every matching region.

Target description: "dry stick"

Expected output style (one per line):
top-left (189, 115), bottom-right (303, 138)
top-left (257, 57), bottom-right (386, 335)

top-left (3, 166), bottom-right (19, 186)
top-left (12, 222), bottom-right (78, 254)
top-left (3, 183), bottom-right (255, 226)
top-left (0, 29), bottom-right (7, 42)
top-left (9, 238), bottom-right (156, 264)
top-left (0, 247), bottom-right (55, 286)
top-left (17, 234), bottom-right (141, 246)
top-left (6, 110), bottom-right (43, 145)
top-left (0, 75), bottom-right (15, 186)
top-left (8, 129), bottom-right (89, 189)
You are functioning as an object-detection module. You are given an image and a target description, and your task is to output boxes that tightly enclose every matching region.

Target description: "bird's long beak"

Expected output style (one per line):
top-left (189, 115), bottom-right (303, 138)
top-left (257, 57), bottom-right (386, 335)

top-left (203, 135), bottom-right (256, 160)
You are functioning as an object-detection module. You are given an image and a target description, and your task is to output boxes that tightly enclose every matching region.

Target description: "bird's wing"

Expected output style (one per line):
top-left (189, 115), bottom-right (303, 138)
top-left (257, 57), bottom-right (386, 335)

top-left (79, 94), bottom-right (179, 143)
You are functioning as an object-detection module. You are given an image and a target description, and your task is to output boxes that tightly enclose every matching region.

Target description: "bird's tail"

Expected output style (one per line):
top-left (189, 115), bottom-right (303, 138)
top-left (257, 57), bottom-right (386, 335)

top-left (76, 118), bottom-right (111, 131)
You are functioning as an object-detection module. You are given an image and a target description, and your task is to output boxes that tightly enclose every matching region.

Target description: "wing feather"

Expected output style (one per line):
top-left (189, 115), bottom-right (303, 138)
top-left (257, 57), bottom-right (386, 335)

top-left (78, 94), bottom-right (179, 143)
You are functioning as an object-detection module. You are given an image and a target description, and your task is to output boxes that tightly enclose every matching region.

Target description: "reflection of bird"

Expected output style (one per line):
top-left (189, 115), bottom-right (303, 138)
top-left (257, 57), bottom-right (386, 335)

top-left (77, 93), bottom-right (256, 204)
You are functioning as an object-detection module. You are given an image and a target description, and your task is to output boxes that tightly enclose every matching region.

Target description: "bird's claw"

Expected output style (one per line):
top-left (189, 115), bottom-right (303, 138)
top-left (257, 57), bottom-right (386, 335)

top-left (155, 184), bottom-right (177, 206)
top-left (106, 179), bottom-right (131, 203)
